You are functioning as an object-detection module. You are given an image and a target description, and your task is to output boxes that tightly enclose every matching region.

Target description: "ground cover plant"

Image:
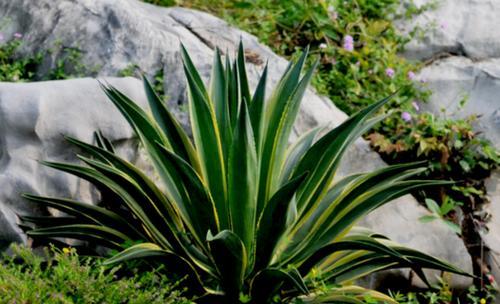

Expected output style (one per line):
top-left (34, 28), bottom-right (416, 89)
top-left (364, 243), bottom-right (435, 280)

top-left (20, 43), bottom-right (470, 303)
top-left (0, 244), bottom-right (192, 304)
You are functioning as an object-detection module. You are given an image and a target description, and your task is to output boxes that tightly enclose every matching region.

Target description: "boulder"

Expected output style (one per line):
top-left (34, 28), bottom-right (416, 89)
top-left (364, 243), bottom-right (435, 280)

top-left (399, 0), bottom-right (500, 61)
top-left (0, 0), bottom-right (472, 287)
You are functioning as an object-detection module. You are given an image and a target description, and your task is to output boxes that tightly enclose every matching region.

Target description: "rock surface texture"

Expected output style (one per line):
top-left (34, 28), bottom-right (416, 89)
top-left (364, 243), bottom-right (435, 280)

top-left (0, 0), bottom-right (471, 287)
top-left (399, 0), bottom-right (500, 291)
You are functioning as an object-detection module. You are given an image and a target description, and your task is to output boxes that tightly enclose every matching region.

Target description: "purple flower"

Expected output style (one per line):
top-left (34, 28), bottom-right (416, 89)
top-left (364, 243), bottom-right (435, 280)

top-left (13, 32), bottom-right (22, 39)
top-left (0, 33), bottom-right (3, 41)
top-left (412, 101), bottom-right (420, 111)
top-left (407, 71), bottom-right (416, 80)
top-left (420, 78), bottom-right (427, 84)
top-left (440, 21), bottom-right (448, 30)
top-left (385, 67), bottom-right (395, 78)
top-left (343, 35), bottom-right (354, 52)
top-left (401, 111), bottom-right (412, 122)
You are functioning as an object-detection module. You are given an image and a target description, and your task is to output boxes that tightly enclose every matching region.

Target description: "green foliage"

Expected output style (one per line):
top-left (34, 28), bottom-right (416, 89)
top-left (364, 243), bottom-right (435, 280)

top-left (22, 44), bottom-right (470, 303)
top-left (0, 35), bottom-right (42, 81)
top-left (419, 198), bottom-right (462, 235)
top-left (47, 42), bottom-right (92, 80)
top-left (0, 32), bottom-right (93, 81)
top-left (466, 285), bottom-right (497, 304)
top-left (369, 111), bottom-right (500, 228)
top-left (389, 278), bottom-right (497, 304)
top-left (0, 244), bottom-right (192, 304)
top-left (144, 0), bottom-right (177, 6)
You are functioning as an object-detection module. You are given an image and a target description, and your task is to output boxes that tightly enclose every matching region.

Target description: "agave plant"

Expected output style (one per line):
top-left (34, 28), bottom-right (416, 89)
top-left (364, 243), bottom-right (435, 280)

top-left (21, 43), bottom-right (469, 303)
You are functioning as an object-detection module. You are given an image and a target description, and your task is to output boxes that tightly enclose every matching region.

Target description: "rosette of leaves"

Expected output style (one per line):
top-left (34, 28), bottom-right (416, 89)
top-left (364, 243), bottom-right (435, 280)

top-left (21, 43), bottom-right (470, 303)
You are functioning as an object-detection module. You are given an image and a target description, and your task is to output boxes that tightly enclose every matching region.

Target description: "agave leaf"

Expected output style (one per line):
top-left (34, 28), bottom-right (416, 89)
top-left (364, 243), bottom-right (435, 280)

top-left (249, 63), bottom-right (268, 151)
top-left (292, 93), bottom-right (396, 218)
top-left (321, 252), bottom-right (400, 283)
top-left (21, 194), bottom-right (144, 239)
top-left (104, 242), bottom-right (208, 295)
top-left (298, 236), bottom-right (408, 275)
top-left (183, 48), bottom-right (229, 230)
top-left (76, 156), bottom-right (180, 248)
top-left (143, 76), bottom-right (200, 172)
top-left (236, 41), bottom-right (251, 107)
top-left (304, 286), bottom-right (398, 304)
top-left (20, 216), bottom-right (84, 227)
top-left (227, 100), bottom-right (257, 256)
top-left (93, 130), bottom-right (115, 153)
top-left (207, 230), bottom-right (247, 300)
top-left (285, 173), bottom-right (363, 249)
top-left (48, 156), bottom-right (174, 249)
top-left (317, 180), bottom-right (455, 248)
top-left (27, 224), bottom-right (130, 249)
top-left (67, 136), bottom-right (183, 219)
top-left (228, 59), bottom-right (240, 128)
top-left (281, 163), bottom-right (425, 265)
top-left (66, 136), bottom-right (189, 234)
top-left (392, 245), bottom-right (472, 277)
top-left (180, 44), bottom-right (208, 99)
top-left (250, 268), bottom-right (308, 303)
top-left (257, 49), bottom-right (313, 214)
top-left (280, 126), bottom-right (323, 185)
top-left (157, 143), bottom-right (219, 243)
top-left (287, 179), bottom-right (452, 265)
top-left (209, 48), bottom-right (232, 160)
top-left (255, 172), bottom-right (308, 270)
top-left (101, 84), bottom-right (185, 206)
top-left (104, 242), bottom-right (170, 264)
top-left (76, 155), bottom-right (215, 272)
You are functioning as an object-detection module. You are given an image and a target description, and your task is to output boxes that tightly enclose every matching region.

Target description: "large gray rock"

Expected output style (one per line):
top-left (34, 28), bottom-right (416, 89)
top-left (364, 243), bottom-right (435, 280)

top-left (400, 0), bottom-right (500, 61)
top-left (0, 0), bottom-right (472, 287)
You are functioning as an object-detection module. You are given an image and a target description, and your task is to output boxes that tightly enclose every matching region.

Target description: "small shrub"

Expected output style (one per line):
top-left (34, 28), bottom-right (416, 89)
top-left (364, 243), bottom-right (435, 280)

top-left (369, 110), bottom-right (500, 229)
top-left (0, 33), bottom-right (42, 81)
top-left (0, 244), bottom-right (193, 304)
